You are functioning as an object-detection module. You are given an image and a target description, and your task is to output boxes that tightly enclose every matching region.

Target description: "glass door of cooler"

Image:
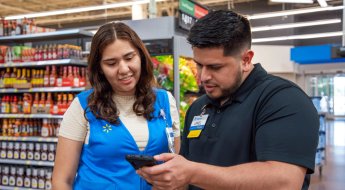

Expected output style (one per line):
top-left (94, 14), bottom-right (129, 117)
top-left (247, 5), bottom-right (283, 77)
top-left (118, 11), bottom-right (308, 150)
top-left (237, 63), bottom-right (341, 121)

top-left (306, 74), bottom-right (345, 117)
top-left (333, 74), bottom-right (345, 116)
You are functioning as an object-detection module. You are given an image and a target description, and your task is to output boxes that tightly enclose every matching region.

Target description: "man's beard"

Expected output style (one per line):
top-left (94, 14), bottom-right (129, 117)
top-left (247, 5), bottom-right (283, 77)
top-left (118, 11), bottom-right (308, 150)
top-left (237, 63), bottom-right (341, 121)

top-left (207, 69), bottom-right (243, 103)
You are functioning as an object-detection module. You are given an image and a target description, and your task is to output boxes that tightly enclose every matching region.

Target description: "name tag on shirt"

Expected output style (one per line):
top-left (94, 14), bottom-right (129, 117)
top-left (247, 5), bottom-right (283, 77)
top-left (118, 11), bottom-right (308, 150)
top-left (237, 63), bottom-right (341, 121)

top-left (187, 114), bottom-right (209, 138)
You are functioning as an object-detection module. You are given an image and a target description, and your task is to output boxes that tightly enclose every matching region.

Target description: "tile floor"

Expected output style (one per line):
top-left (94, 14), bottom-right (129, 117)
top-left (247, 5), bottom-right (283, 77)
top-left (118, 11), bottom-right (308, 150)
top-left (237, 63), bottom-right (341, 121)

top-left (309, 118), bottom-right (345, 190)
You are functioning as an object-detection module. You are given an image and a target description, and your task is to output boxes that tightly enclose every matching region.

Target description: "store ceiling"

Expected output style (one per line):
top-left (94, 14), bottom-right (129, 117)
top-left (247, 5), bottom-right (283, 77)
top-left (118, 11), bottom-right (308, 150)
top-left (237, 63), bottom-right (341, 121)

top-left (0, 0), bottom-right (343, 45)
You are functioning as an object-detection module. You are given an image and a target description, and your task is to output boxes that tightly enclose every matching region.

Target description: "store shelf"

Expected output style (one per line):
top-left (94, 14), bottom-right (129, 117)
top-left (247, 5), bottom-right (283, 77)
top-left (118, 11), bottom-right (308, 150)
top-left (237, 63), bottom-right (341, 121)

top-left (0, 114), bottom-right (63, 119)
top-left (0, 186), bottom-right (39, 190)
top-left (0, 136), bottom-right (58, 142)
top-left (0, 29), bottom-right (93, 43)
top-left (0, 59), bottom-right (87, 68)
top-left (0, 159), bottom-right (54, 166)
top-left (0, 87), bottom-right (86, 93)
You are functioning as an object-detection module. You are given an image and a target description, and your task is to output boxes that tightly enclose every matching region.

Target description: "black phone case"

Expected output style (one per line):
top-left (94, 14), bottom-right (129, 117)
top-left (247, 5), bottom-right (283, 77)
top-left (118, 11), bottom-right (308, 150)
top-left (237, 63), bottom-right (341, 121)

top-left (125, 154), bottom-right (156, 170)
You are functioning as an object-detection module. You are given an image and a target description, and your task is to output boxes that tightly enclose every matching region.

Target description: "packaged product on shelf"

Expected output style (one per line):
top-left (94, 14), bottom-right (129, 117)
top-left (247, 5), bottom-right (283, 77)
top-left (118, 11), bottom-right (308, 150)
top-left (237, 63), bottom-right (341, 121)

top-left (48, 144), bottom-right (55, 162)
top-left (0, 142), bottom-right (6, 158)
top-left (9, 166), bottom-right (16, 186)
top-left (2, 166), bottom-right (9, 186)
top-left (24, 168), bottom-right (31, 188)
top-left (13, 142), bottom-right (20, 159)
top-left (31, 168), bottom-right (38, 189)
top-left (0, 46), bottom-right (8, 64)
top-left (34, 143), bottom-right (41, 161)
top-left (41, 143), bottom-right (48, 161)
top-left (16, 167), bottom-right (24, 187)
top-left (0, 18), bottom-right (3, 36)
top-left (27, 143), bottom-right (34, 160)
top-left (7, 142), bottom-right (13, 159)
top-left (45, 169), bottom-right (52, 189)
top-left (38, 169), bottom-right (45, 189)
top-left (23, 93), bottom-right (32, 114)
top-left (20, 143), bottom-right (27, 160)
top-left (41, 119), bottom-right (49, 137)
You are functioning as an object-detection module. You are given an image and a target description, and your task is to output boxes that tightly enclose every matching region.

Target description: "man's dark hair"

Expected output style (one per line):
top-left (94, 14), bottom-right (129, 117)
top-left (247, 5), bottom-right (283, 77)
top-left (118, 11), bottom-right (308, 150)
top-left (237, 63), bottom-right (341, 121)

top-left (187, 10), bottom-right (252, 56)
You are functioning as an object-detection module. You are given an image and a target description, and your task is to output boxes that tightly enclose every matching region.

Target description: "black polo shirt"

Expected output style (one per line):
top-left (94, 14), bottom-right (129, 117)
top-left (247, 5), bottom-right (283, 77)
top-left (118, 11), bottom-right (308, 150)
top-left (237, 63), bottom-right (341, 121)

top-left (180, 64), bottom-right (319, 190)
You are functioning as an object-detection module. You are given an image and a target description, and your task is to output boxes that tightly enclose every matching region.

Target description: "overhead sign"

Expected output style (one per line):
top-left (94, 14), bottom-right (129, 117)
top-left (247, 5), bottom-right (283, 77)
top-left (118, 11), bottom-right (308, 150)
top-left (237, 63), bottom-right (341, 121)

top-left (178, 0), bottom-right (208, 30)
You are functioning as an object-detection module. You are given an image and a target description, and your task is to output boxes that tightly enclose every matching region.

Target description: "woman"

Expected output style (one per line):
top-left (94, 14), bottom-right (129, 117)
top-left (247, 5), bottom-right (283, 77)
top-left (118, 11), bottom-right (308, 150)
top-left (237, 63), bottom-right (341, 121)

top-left (52, 22), bottom-right (180, 190)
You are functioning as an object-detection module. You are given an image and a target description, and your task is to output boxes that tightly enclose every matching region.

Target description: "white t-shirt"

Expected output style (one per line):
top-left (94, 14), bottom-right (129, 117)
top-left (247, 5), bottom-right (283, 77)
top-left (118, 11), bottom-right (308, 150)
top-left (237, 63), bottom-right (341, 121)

top-left (59, 92), bottom-right (180, 150)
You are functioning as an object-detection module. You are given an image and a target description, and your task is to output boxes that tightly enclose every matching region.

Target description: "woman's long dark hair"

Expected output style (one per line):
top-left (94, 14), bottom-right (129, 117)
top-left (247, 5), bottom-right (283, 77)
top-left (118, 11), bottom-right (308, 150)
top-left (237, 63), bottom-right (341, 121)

top-left (87, 22), bottom-right (156, 124)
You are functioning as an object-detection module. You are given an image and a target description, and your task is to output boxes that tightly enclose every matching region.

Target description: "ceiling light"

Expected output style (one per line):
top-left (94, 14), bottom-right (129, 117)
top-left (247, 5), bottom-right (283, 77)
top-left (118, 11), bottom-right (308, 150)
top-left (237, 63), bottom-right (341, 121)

top-left (252, 31), bottom-right (342, 43)
top-left (317, 0), bottom-right (328, 7)
top-left (5, 0), bottom-right (165, 20)
top-left (248, 6), bottom-right (343, 19)
top-left (252, 19), bottom-right (341, 32)
top-left (270, 0), bottom-right (313, 3)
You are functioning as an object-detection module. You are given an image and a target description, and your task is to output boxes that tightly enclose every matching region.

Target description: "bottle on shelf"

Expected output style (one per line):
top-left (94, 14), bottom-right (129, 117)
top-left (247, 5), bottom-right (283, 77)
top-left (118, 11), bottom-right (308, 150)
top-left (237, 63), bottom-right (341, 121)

top-left (41, 143), bottom-right (48, 161)
top-left (45, 169), bottom-right (52, 190)
top-left (14, 119), bottom-right (21, 137)
top-left (1, 166), bottom-right (9, 186)
top-left (13, 142), bottom-right (20, 159)
top-left (73, 66), bottom-right (80, 87)
top-left (7, 142), bottom-right (14, 159)
top-left (17, 96), bottom-right (24, 114)
top-left (0, 141), bottom-right (7, 158)
top-left (31, 168), bottom-right (38, 189)
top-left (23, 93), bottom-right (32, 114)
top-left (2, 119), bottom-right (8, 136)
top-left (44, 66), bottom-right (50, 87)
top-left (27, 143), bottom-right (34, 160)
top-left (20, 142), bottom-right (27, 160)
top-left (3, 68), bottom-right (11, 88)
top-left (49, 65), bottom-right (57, 87)
top-left (24, 167), bottom-right (31, 188)
top-left (8, 166), bottom-right (16, 186)
top-left (34, 143), bottom-right (41, 161)
top-left (48, 144), bottom-right (55, 162)
top-left (41, 119), bottom-right (49, 138)
top-left (38, 169), bottom-right (45, 189)
top-left (16, 167), bottom-right (24, 187)
top-left (10, 68), bottom-right (16, 88)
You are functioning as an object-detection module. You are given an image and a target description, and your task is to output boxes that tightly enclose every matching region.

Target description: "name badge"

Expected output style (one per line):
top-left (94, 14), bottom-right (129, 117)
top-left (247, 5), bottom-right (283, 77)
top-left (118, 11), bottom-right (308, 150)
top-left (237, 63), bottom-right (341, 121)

top-left (187, 114), bottom-right (209, 138)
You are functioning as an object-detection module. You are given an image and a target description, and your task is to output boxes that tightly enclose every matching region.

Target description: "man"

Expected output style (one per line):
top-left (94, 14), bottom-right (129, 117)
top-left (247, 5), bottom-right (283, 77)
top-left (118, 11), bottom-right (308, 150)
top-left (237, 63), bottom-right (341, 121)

top-left (138, 10), bottom-right (319, 190)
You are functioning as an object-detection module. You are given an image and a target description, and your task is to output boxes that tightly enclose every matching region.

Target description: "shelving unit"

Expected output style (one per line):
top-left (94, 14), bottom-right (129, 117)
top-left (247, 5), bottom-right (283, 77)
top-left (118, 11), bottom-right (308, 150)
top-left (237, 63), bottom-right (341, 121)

top-left (0, 87), bottom-right (86, 93)
top-left (0, 29), bottom-right (93, 43)
top-left (0, 29), bottom-right (91, 190)
top-left (0, 159), bottom-right (54, 167)
top-left (0, 136), bottom-right (57, 142)
top-left (0, 59), bottom-right (87, 68)
top-left (0, 185), bottom-right (38, 190)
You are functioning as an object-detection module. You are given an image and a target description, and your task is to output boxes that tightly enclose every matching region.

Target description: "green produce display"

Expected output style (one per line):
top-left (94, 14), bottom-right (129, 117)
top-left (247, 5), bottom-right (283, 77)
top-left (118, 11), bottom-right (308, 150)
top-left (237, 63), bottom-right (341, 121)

top-left (152, 55), bottom-right (199, 130)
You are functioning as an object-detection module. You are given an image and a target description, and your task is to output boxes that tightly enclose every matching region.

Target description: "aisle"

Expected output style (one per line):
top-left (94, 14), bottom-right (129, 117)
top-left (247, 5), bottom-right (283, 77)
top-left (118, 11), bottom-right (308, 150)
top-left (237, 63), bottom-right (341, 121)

top-left (309, 119), bottom-right (345, 190)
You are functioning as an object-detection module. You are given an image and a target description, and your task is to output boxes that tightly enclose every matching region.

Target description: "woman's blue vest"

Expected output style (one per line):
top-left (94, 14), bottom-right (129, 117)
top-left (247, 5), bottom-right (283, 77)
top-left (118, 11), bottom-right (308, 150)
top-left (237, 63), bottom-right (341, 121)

top-left (73, 89), bottom-right (172, 190)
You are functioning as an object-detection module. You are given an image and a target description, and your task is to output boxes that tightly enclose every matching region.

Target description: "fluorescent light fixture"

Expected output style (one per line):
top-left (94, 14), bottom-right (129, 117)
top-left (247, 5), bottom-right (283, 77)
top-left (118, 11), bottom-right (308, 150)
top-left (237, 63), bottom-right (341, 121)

top-left (5, 0), bottom-right (165, 20)
top-left (252, 31), bottom-right (342, 43)
top-left (252, 18), bottom-right (341, 32)
top-left (317, 0), bottom-right (328, 7)
top-left (248, 5), bottom-right (343, 19)
top-left (270, 0), bottom-right (313, 3)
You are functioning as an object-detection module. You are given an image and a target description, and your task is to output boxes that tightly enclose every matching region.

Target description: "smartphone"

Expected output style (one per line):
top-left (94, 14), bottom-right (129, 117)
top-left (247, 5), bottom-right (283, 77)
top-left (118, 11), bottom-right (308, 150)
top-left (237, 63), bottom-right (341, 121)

top-left (125, 154), bottom-right (157, 170)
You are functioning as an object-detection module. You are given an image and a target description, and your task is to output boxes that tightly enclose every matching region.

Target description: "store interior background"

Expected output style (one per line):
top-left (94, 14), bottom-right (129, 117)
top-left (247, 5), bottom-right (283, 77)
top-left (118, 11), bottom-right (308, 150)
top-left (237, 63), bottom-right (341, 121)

top-left (1, 0), bottom-right (345, 190)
